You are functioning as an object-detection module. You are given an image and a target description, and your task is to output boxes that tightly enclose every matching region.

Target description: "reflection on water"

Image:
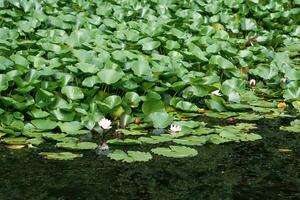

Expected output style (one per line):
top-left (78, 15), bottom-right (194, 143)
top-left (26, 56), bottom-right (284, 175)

top-left (0, 118), bottom-right (299, 200)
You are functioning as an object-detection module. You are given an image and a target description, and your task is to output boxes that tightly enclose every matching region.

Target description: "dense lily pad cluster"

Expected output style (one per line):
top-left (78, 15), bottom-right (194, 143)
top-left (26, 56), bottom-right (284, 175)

top-left (0, 0), bottom-right (299, 161)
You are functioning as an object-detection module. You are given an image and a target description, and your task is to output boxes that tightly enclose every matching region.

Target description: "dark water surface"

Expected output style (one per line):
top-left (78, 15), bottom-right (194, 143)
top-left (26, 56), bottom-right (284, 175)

top-left (1, 118), bottom-right (300, 200)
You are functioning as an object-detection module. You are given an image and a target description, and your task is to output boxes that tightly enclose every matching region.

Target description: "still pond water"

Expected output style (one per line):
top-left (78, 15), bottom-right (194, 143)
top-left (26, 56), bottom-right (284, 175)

top-left (0, 118), bottom-right (299, 200)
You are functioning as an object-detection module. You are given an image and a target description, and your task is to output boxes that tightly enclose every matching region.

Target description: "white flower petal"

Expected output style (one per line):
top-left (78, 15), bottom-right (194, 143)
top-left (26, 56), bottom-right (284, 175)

top-left (99, 142), bottom-right (109, 150)
top-left (211, 90), bottom-right (222, 96)
top-left (170, 124), bottom-right (182, 133)
top-left (249, 79), bottom-right (256, 86)
top-left (98, 118), bottom-right (112, 130)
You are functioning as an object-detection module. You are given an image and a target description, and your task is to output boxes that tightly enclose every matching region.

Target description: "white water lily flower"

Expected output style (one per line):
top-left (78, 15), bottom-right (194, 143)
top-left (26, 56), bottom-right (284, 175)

top-left (211, 90), bottom-right (223, 97)
top-left (249, 79), bottom-right (256, 86)
top-left (99, 142), bottom-right (109, 151)
top-left (98, 118), bottom-right (112, 130)
top-left (27, 144), bottom-right (36, 149)
top-left (169, 124), bottom-right (181, 136)
top-left (281, 78), bottom-right (287, 83)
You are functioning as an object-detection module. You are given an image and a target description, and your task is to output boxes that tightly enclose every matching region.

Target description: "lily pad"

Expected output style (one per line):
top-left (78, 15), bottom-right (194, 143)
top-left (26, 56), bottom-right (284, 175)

top-left (42, 133), bottom-right (68, 141)
top-left (1, 137), bottom-right (28, 145)
top-left (280, 119), bottom-right (300, 133)
top-left (138, 135), bottom-right (173, 144)
top-left (107, 138), bottom-right (141, 145)
top-left (117, 129), bottom-right (148, 136)
top-left (151, 145), bottom-right (198, 158)
top-left (61, 86), bottom-right (84, 100)
top-left (149, 112), bottom-right (173, 129)
top-left (5, 144), bottom-right (26, 149)
top-left (205, 112), bottom-right (238, 119)
top-left (39, 152), bottom-right (82, 160)
top-left (27, 137), bottom-right (44, 146)
top-left (236, 113), bottom-right (263, 120)
top-left (31, 119), bottom-right (57, 130)
top-left (173, 136), bottom-right (208, 146)
top-left (108, 150), bottom-right (152, 163)
top-left (56, 142), bottom-right (97, 150)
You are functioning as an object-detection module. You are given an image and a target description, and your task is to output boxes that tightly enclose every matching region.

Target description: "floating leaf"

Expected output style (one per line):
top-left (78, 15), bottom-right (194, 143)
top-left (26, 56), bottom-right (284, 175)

top-left (283, 87), bottom-right (300, 101)
top-left (56, 142), bottom-right (97, 150)
top-left (209, 55), bottom-right (235, 69)
top-left (76, 63), bottom-right (99, 74)
top-left (278, 149), bottom-right (293, 153)
top-left (280, 119), bottom-right (300, 133)
top-left (141, 40), bottom-right (161, 51)
top-left (1, 137), bottom-right (28, 145)
top-left (236, 113), bottom-right (263, 120)
top-left (61, 86), bottom-right (84, 100)
top-left (82, 76), bottom-right (101, 87)
top-left (27, 137), bottom-right (44, 146)
top-left (108, 150), bottom-right (152, 163)
top-left (138, 135), bottom-right (173, 144)
top-left (124, 92), bottom-right (140, 108)
top-left (107, 138), bottom-right (141, 145)
top-left (173, 136), bottom-right (208, 146)
top-left (39, 152), bottom-right (82, 160)
top-left (97, 69), bottom-right (123, 84)
top-left (240, 133), bottom-right (262, 141)
top-left (5, 144), bottom-right (26, 149)
top-left (31, 119), bottom-right (57, 130)
top-left (149, 112), bottom-right (173, 129)
top-left (128, 59), bottom-right (152, 77)
top-left (42, 133), bottom-right (68, 141)
top-left (205, 111), bottom-right (238, 119)
top-left (117, 129), bottom-right (148, 136)
top-left (58, 121), bottom-right (83, 134)
top-left (29, 109), bottom-right (50, 119)
top-left (241, 18), bottom-right (257, 31)
top-left (151, 145), bottom-right (198, 158)
top-left (0, 74), bottom-right (9, 91)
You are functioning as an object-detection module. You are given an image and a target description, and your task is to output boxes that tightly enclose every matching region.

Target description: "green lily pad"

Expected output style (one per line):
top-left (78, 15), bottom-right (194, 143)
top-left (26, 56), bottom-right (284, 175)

top-left (240, 133), bottom-right (262, 141)
top-left (39, 152), bottom-right (82, 160)
top-left (1, 137), bottom-right (28, 145)
top-left (108, 150), bottom-right (152, 163)
top-left (173, 121), bottom-right (206, 129)
top-left (236, 113), bottom-right (263, 120)
top-left (56, 142), bottom-right (97, 150)
top-left (61, 86), bottom-right (84, 100)
top-left (280, 126), bottom-right (300, 133)
top-left (173, 136), bottom-right (208, 146)
top-left (29, 109), bottom-right (50, 119)
top-left (107, 138), bottom-right (141, 145)
top-left (151, 145), bottom-right (198, 158)
top-left (138, 135), bottom-right (173, 144)
top-left (97, 69), bottom-right (123, 85)
top-left (190, 128), bottom-right (215, 136)
top-left (31, 119), bottom-right (57, 130)
top-left (280, 119), bottom-right (300, 133)
top-left (205, 111), bottom-right (238, 119)
top-left (58, 121), bottom-right (83, 134)
top-left (27, 137), bottom-right (44, 146)
top-left (42, 133), bottom-right (68, 141)
top-left (149, 112), bottom-right (173, 129)
top-left (207, 134), bottom-right (233, 144)
top-left (117, 129), bottom-right (148, 136)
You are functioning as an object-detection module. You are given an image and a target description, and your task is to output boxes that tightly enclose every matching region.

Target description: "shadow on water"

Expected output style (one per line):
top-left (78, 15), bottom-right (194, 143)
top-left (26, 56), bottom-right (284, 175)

top-left (0, 118), bottom-right (300, 200)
